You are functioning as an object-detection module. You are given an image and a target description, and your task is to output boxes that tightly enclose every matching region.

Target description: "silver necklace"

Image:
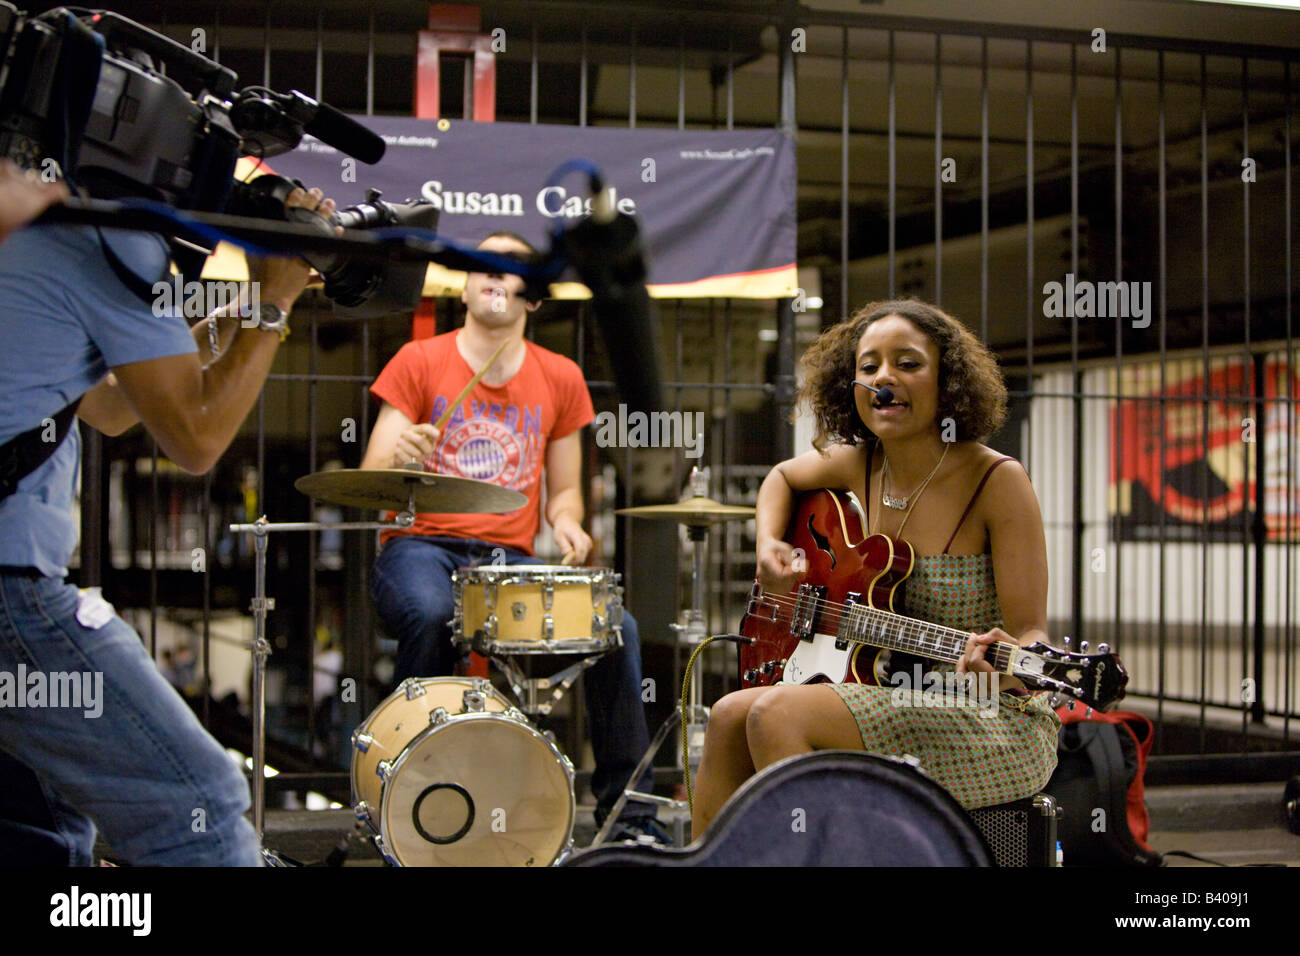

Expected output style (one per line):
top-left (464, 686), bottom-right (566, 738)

top-left (881, 444), bottom-right (949, 510)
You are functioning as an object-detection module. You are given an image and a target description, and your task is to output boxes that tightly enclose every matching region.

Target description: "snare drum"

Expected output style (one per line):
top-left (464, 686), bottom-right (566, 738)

top-left (351, 677), bottom-right (575, 867)
top-left (452, 565), bottom-right (623, 655)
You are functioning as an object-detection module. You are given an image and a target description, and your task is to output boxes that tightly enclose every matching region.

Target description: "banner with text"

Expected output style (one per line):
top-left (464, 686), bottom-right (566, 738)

top-left (216, 117), bottom-right (796, 299)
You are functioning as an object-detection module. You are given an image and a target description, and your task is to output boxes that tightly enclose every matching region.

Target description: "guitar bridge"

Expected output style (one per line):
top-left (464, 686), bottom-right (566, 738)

top-left (791, 583), bottom-right (826, 642)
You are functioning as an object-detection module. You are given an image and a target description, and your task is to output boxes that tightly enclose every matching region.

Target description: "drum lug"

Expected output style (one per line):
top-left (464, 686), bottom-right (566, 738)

top-left (592, 612), bottom-right (603, 634)
top-left (542, 580), bottom-right (554, 610)
top-left (352, 730), bottom-right (374, 754)
top-left (374, 835), bottom-right (400, 868)
top-left (354, 801), bottom-right (373, 825)
top-left (484, 582), bottom-right (497, 610)
top-left (430, 706), bottom-right (450, 725)
top-left (484, 615), bottom-right (497, 639)
top-left (402, 678), bottom-right (427, 701)
top-left (463, 688), bottom-right (487, 713)
top-left (376, 759), bottom-right (393, 782)
top-left (542, 614), bottom-right (554, 641)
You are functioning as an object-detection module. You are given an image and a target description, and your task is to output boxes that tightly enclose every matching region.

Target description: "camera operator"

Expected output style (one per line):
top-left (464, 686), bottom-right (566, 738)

top-left (0, 173), bottom-right (337, 866)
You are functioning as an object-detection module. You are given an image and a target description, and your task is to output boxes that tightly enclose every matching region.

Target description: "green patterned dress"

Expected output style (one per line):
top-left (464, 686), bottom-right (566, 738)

top-left (829, 552), bottom-right (1061, 809)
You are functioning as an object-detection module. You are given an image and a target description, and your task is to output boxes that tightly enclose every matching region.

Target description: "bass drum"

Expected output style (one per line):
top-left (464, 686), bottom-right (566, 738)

top-left (352, 677), bottom-right (575, 867)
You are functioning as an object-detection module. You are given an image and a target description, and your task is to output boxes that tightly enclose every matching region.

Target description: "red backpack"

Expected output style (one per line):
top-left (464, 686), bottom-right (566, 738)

top-left (1048, 706), bottom-right (1162, 866)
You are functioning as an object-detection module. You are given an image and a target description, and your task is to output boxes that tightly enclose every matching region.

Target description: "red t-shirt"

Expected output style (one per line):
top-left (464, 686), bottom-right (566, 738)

top-left (371, 332), bottom-right (594, 554)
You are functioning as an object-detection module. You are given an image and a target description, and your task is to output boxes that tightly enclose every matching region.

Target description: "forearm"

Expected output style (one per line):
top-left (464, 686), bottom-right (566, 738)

top-left (546, 487), bottom-right (584, 527)
top-left (181, 324), bottom-right (282, 470)
top-left (755, 465), bottom-right (795, 548)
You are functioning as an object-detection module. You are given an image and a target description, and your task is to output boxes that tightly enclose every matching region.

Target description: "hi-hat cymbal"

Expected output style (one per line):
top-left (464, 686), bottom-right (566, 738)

top-left (295, 469), bottom-right (526, 514)
top-left (615, 496), bottom-right (756, 527)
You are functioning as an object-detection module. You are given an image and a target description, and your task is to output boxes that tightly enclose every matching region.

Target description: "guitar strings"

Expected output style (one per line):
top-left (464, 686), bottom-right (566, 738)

top-left (748, 590), bottom-right (1019, 668)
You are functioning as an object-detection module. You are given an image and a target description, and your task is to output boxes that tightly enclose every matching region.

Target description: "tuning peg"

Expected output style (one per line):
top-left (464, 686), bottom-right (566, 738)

top-left (1085, 707), bottom-right (1094, 718)
top-left (1062, 635), bottom-right (1071, 647)
top-left (1098, 642), bottom-right (1110, 654)
top-left (1080, 640), bottom-right (1089, 652)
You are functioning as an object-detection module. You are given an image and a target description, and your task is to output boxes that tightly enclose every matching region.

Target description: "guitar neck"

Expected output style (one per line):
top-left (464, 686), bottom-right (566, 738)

top-left (838, 601), bottom-right (1019, 672)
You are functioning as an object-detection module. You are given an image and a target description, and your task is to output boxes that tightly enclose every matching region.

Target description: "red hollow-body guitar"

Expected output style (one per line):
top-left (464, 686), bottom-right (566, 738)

top-left (738, 489), bottom-right (1127, 711)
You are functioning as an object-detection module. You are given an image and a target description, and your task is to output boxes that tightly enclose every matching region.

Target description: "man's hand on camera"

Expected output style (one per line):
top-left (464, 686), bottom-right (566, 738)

top-left (248, 186), bottom-right (338, 313)
top-left (0, 160), bottom-right (68, 245)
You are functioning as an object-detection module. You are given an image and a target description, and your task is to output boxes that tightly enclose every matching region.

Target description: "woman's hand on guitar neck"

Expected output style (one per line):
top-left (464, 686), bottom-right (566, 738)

top-left (958, 626), bottom-right (1025, 692)
top-left (757, 537), bottom-right (804, 594)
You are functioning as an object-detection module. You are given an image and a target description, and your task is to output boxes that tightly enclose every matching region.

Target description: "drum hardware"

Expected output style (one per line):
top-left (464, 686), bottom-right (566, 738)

top-left (594, 467), bottom-right (754, 848)
top-left (452, 564), bottom-right (624, 717)
top-left (484, 647), bottom-right (608, 717)
top-left (229, 469), bottom-right (520, 865)
top-left (350, 676), bottom-right (576, 866)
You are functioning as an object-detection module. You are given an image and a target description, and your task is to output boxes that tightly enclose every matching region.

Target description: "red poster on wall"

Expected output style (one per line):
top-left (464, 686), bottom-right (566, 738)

top-left (1110, 357), bottom-right (1300, 542)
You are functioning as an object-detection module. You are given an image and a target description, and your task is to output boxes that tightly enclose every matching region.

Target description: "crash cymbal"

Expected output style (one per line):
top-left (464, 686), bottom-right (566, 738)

top-left (615, 496), bottom-right (756, 527)
top-left (295, 468), bottom-right (526, 514)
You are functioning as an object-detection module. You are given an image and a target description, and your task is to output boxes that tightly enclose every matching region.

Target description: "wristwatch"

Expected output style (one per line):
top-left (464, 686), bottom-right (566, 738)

top-left (256, 302), bottom-right (290, 341)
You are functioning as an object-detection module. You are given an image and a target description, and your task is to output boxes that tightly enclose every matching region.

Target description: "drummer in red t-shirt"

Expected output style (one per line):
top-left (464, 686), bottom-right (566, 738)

top-left (360, 232), bottom-right (666, 843)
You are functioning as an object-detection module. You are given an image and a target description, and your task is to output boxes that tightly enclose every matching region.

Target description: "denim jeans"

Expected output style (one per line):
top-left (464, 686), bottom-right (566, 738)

top-left (370, 535), bottom-right (655, 822)
top-left (0, 572), bottom-right (262, 866)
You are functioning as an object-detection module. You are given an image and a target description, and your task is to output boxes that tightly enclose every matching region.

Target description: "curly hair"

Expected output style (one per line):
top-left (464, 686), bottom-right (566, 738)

top-left (797, 299), bottom-right (1007, 452)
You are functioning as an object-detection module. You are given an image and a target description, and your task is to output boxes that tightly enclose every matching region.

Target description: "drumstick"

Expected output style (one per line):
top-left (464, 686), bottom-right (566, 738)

top-left (433, 338), bottom-right (511, 433)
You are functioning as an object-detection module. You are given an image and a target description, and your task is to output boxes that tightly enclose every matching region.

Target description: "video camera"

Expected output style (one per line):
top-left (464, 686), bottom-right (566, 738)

top-left (0, 3), bottom-right (436, 315)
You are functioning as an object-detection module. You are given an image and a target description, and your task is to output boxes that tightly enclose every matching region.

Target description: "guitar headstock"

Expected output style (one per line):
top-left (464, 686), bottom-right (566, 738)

top-left (1016, 641), bottom-right (1128, 710)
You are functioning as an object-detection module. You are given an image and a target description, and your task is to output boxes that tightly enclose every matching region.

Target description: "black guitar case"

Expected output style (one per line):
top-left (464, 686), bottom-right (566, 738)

top-left (564, 750), bottom-right (995, 866)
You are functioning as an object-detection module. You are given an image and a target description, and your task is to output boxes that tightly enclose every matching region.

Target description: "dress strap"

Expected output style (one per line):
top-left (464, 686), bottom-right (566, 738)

top-left (942, 456), bottom-right (1016, 554)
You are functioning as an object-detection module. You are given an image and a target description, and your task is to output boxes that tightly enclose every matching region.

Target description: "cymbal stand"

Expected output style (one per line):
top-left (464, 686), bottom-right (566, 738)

top-left (592, 476), bottom-right (717, 847)
top-left (229, 504), bottom-right (415, 866)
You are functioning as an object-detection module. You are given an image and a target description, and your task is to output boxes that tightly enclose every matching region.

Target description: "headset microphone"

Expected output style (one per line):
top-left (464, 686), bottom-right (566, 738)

top-left (853, 381), bottom-right (895, 405)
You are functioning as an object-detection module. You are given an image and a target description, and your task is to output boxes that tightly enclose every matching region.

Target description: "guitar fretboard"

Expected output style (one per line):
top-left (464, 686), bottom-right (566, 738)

top-left (836, 600), bottom-right (1018, 671)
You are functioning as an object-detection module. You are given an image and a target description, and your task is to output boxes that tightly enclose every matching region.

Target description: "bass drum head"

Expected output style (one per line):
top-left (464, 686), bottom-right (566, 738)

top-left (379, 712), bottom-right (574, 867)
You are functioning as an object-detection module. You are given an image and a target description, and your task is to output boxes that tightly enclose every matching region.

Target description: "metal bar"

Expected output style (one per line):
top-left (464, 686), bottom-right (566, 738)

top-left (841, 26), bottom-right (849, 318)
top-left (1025, 41), bottom-right (1034, 479)
top-left (889, 31), bottom-right (895, 296)
top-left (306, 314), bottom-right (318, 754)
top-left (263, 2), bottom-right (270, 88)
top-left (934, 33), bottom-right (942, 303)
top-left (726, 29), bottom-right (734, 130)
top-left (1286, 61), bottom-right (1295, 745)
top-left (315, 10), bottom-right (323, 101)
top-left (629, 23), bottom-right (637, 128)
top-left (202, 469), bottom-right (212, 728)
top-left (1199, 54), bottom-right (1210, 753)
top-left (1157, 50), bottom-right (1169, 749)
top-left (678, 31), bottom-right (686, 130)
top-left (980, 36), bottom-right (988, 342)
top-left (1114, 47), bottom-right (1124, 660)
top-left (580, 19), bottom-right (588, 127)
top-left (1070, 43), bottom-right (1083, 649)
top-left (150, 439), bottom-right (158, 658)
top-left (366, 11), bottom-right (374, 117)
top-left (1243, 58), bottom-right (1265, 731)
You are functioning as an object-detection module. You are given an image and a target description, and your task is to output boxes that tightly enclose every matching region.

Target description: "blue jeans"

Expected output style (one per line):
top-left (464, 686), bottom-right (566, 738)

top-left (0, 572), bottom-right (262, 866)
top-left (370, 535), bottom-right (655, 821)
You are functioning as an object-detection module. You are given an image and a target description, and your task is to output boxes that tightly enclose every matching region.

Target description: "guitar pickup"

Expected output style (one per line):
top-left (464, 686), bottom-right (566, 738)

top-left (790, 583), bottom-right (826, 642)
top-left (834, 592), bottom-right (861, 650)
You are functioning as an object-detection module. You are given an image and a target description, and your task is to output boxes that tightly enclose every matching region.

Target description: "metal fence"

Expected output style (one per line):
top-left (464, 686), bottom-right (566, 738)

top-left (77, 2), bottom-right (1300, 798)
